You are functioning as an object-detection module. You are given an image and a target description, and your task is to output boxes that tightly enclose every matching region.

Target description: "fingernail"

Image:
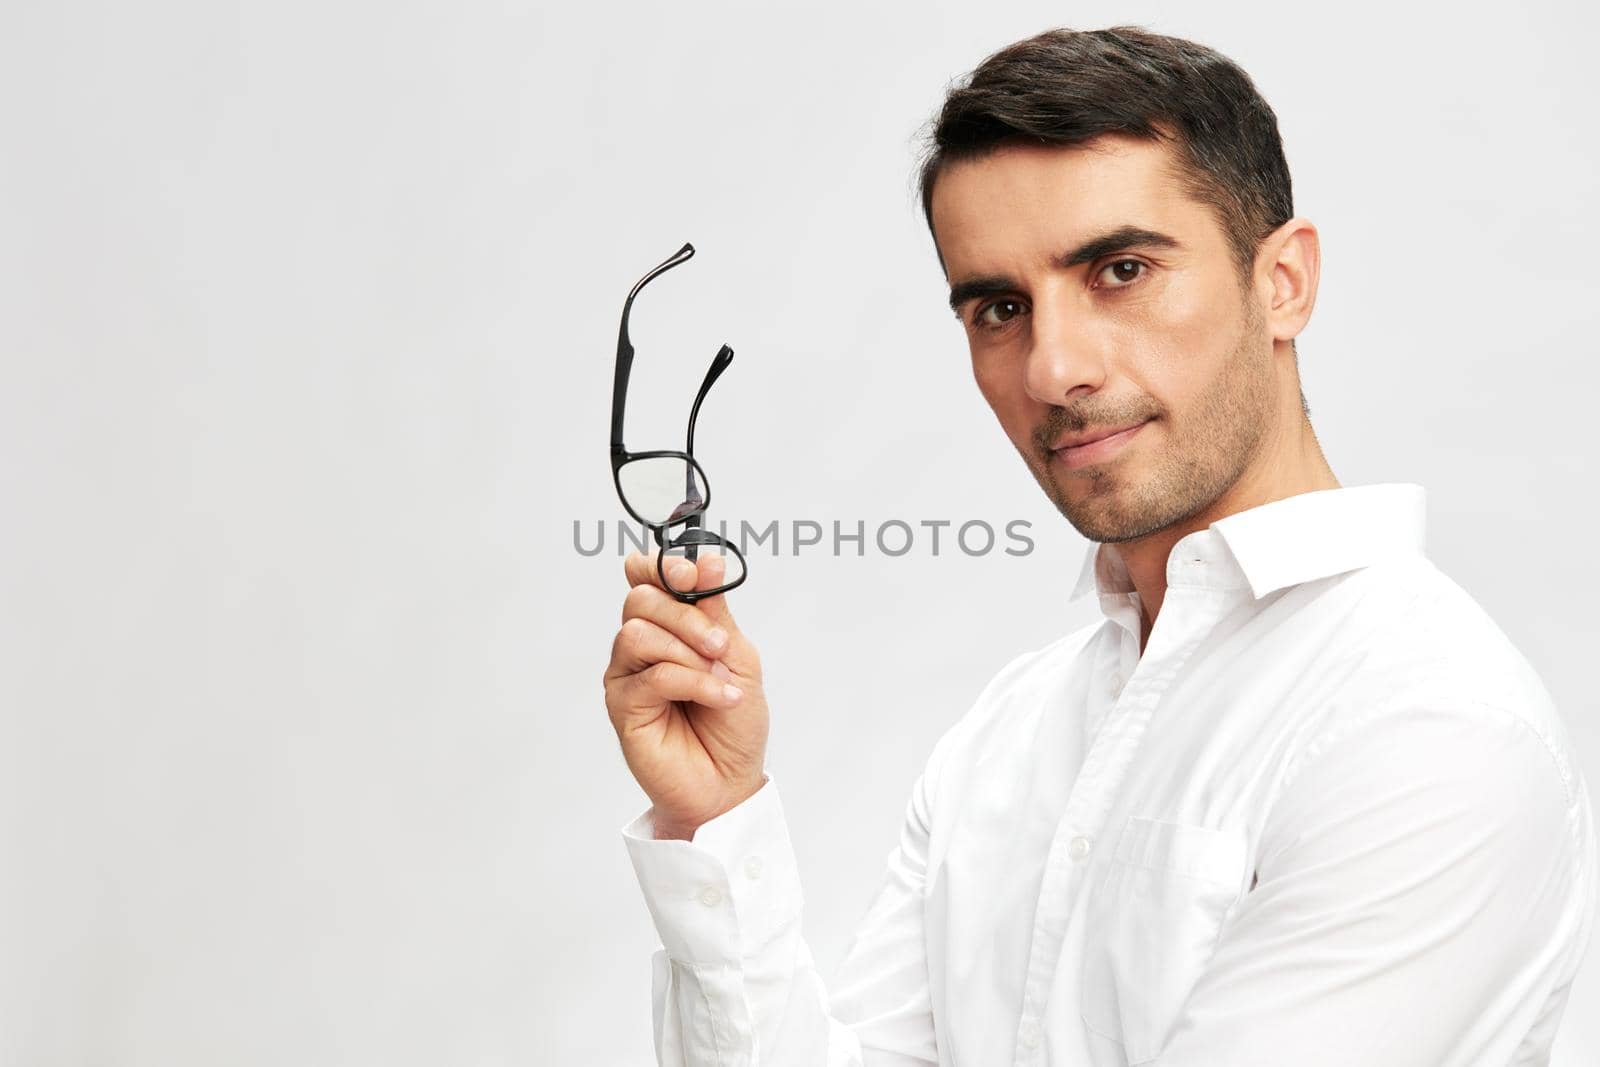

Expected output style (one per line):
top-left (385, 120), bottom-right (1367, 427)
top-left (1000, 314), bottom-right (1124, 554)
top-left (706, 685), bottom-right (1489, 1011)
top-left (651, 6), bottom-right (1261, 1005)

top-left (669, 560), bottom-right (694, 582)
top-left (704, 627), bottom-right (728, 652)
top-left (722, 684), bottom-right (742, 703)
top-left (710, 660), bottom-right (733, 681)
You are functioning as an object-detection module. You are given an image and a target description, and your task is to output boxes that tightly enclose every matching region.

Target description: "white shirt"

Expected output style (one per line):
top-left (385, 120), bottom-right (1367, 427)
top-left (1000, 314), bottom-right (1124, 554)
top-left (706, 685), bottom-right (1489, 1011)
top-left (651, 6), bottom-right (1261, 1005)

top-left (621, 482), bottom-right (1597, 1066)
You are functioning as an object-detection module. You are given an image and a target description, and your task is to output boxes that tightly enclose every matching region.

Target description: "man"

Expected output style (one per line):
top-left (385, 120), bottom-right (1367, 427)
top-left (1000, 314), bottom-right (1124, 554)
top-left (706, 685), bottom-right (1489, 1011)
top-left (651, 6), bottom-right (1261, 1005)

top-left (602, 25), bottom-right (1596, 1066)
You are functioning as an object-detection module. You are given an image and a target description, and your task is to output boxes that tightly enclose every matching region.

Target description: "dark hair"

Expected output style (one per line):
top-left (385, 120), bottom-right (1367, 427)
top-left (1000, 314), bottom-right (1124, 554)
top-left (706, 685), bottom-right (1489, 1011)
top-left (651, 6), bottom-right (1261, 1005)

top-left (915, 25), bottom-right (1294, 288)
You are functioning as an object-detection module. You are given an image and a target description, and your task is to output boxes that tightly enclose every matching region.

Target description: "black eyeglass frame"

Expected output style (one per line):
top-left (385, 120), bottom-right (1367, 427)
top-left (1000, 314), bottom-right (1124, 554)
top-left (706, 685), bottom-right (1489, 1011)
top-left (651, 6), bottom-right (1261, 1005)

top-left (610, 241), bottom-right (749, 603)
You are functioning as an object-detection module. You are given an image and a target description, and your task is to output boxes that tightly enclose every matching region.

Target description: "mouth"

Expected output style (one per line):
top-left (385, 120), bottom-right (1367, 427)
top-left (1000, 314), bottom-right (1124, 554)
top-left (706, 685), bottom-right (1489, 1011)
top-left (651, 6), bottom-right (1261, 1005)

top-left (1049, 419), bottom-right (1150, 470)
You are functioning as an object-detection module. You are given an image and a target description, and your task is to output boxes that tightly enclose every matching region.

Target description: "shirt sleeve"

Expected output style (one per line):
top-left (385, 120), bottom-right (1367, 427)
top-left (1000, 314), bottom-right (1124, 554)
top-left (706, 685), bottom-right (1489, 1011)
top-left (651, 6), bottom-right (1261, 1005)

top-left (621, 765), bottom-right (942, 1067)
top-left (1156, 701), bottom-right (1598, 1067)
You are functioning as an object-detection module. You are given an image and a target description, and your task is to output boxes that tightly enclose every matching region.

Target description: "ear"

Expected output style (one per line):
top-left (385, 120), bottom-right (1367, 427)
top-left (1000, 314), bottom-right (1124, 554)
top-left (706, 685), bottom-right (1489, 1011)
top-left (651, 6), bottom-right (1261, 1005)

top-left (1258, 217), bottom-right (1320, 346)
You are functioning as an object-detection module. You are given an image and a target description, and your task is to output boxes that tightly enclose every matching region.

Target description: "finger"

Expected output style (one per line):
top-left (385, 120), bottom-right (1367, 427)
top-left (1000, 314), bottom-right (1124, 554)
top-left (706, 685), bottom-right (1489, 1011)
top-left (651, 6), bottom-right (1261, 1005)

top-left (663, 543), bottom-right (726, 597)
top-left (692, 561), bottom-right (740, 631)
top-left (612, 661), bottom-right (743, 716)
top-left (606, 616), bottom-right (731, 682)
top-left (622, 581), bottom-right (732, 660)
top-left (625, 548), bottom-right (698, 592)
top-left (692, 551), bottom-right (726, 591)
top-left (684, 551), bottom-right (745, 647)
top-left (680, 550), bottom-right (762, 679)
top-left (680, 547), bottom-right (745, 633)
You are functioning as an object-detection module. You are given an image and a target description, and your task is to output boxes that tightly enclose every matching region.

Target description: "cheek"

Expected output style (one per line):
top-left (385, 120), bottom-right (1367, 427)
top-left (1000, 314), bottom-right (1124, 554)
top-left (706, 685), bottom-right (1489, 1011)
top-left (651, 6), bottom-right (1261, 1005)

top-left (972, 356), bottom-right (1033, 436)
top-left (972, 354), bottom-right (1020, 413)
top-left (1114, 273), bottom-right (1230, 359)
top-left (1151, 268), bottom-right (1227, 327)
top-left (970, 348), bottom-right (998, 399)
top-left (1113, 287), bottom-right (1236, 412)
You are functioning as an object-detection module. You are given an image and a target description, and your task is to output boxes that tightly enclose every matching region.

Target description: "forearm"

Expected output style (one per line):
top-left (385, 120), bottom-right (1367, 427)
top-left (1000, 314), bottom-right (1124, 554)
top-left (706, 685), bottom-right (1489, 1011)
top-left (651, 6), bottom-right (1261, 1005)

top-left (624, 768), bottom-right (946, 1066)
top-left (624, 777), bottom-right (870, 1066)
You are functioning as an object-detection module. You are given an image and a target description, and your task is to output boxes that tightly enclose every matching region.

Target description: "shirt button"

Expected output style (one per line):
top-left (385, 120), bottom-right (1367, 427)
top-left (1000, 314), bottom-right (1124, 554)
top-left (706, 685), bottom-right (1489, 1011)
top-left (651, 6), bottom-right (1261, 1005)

top-left (698, 885), bottom-right (723, 907)
top-left (1109, 671), bottom-right (1124, 692)
top-left (744, 855), bottom-right (764, 879)
top-left (1069, 835), bottom-right (1093, 861)
top-left (1019, 1019), bottom-right (1041, 1049)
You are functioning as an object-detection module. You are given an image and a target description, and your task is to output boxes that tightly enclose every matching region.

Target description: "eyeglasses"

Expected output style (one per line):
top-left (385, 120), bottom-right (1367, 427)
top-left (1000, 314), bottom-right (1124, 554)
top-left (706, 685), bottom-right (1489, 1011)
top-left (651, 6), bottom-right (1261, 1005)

top-left (611, 242), bottom-right (749, 604)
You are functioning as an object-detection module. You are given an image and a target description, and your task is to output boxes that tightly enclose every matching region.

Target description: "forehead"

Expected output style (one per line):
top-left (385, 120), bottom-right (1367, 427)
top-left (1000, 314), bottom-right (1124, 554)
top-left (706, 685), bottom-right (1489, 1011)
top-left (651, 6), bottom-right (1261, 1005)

top-left (930, 135), bottom-right (1212, 275)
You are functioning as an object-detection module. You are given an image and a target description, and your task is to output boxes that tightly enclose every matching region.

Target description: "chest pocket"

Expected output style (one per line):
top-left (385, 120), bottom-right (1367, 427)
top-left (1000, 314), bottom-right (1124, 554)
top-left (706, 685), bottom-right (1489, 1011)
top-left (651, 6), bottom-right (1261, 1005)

top-left (1079, 815), bottom-right (1249, 1065)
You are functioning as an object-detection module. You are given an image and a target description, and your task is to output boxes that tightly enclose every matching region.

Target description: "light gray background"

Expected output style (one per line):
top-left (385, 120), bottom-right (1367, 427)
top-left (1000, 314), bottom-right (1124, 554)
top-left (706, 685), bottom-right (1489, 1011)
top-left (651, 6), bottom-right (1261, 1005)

top-left (2, 1), bottom-right (1596, 1063)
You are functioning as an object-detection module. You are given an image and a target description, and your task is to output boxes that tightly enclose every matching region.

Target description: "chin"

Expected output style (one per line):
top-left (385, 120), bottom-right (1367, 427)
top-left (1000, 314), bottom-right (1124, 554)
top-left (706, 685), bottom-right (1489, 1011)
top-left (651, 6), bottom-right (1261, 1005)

top-left (1046, 471), bottom-right (1156, 542)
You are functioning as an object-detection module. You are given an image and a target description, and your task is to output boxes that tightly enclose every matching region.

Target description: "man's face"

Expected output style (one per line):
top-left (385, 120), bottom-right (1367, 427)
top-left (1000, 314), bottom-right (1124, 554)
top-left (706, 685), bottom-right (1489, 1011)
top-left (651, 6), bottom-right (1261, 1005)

top-left (930, 136), bottom-right (1276, 544)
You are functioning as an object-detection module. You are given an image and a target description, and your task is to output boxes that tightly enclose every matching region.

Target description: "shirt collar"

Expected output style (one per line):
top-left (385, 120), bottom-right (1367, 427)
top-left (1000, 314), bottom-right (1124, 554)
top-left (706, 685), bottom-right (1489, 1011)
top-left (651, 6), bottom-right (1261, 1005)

top-left (1069, 482), bottom-right (1428, 603)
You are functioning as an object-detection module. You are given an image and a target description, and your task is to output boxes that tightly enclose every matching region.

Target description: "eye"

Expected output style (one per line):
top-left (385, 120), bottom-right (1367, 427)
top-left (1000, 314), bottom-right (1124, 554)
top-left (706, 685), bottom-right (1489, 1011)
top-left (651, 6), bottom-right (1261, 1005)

top-left (1095, 258), bottom-right (1146, 288)
top-left (974, 298), bottom-right (1026, 331)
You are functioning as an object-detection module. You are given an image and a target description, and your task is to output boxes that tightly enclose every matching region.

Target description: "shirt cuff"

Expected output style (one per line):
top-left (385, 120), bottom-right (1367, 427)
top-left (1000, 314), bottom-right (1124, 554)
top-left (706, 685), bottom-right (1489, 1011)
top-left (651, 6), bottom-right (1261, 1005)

top-left (621, 775), bottom-right (803, 968)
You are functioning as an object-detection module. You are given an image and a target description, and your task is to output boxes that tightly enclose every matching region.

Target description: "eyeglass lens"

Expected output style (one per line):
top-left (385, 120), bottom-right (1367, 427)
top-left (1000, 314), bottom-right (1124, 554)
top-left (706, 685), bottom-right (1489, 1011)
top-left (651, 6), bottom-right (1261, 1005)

top-left (617, 455), bottom-right (706, 527)
top-left (661, 533), bottom-right (745, 596)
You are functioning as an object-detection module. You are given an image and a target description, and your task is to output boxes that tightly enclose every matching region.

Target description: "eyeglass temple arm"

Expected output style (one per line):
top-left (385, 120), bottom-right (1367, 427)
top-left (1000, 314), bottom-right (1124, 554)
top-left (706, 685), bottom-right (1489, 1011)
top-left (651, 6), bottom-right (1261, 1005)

top-left (612, 242), bottom-right (696, 452)
top-left (685, 344), bottom-right (734, 457)
top-left (611, 327), bottom-right (634, 453)
top-left (679, 343), bottom-right (733, 564)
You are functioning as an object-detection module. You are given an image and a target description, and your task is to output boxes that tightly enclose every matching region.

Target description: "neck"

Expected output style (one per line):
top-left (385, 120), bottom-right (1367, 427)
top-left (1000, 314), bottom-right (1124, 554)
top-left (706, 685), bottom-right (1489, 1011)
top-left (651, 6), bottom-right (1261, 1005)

top-left (1120, 396), bottom-right (1339, 654)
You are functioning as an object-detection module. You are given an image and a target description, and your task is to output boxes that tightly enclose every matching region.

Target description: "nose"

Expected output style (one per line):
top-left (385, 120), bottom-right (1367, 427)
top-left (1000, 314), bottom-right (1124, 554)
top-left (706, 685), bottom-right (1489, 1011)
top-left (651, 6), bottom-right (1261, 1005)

top-left (1022, 295), bottom-right (1107, 406)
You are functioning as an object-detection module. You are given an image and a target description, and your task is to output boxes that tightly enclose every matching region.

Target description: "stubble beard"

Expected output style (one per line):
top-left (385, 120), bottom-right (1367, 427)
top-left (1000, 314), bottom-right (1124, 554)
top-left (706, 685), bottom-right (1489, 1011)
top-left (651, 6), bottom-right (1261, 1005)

top-left (1029, 295), bottom-right (1273, 545)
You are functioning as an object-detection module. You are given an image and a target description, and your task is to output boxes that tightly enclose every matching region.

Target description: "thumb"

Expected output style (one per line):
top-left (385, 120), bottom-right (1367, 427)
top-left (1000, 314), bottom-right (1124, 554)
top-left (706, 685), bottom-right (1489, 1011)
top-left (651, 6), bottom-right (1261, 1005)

top-left (688, 550), bottom-right (751, 656)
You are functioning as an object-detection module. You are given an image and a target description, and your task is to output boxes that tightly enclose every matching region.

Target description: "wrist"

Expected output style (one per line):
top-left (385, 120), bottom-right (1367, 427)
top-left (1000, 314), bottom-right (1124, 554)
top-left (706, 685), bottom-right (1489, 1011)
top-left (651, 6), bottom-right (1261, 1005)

top-left (650, 773), bottom-right (768, 841)
top-left (651, 818), bottom-right (696, 841)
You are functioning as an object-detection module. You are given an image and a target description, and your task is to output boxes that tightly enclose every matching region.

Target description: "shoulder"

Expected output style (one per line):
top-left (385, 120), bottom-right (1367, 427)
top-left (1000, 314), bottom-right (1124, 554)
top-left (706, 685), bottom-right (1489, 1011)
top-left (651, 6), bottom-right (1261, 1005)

top-left (1281, 559), bottom-right (1593, 866)
top-left (1267, 690), bottom-right (1597, 972)
top-left (1278, 557), bottom-right (1599, 983)
top-left (1323, 554), bottom-right (1579, 791)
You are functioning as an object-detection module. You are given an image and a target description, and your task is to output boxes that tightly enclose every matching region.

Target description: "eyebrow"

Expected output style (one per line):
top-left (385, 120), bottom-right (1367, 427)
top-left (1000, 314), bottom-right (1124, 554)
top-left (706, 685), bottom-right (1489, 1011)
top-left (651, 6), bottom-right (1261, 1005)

top-left (946, 224), bottom-right (1183, 315)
